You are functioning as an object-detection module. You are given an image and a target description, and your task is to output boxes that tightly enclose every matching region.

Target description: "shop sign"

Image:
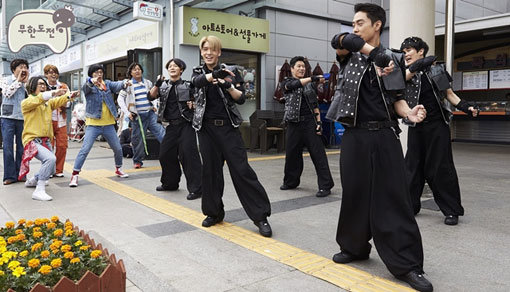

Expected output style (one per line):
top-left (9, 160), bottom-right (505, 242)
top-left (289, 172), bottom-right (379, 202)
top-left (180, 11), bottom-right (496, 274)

top-left (133, 1), bottom-right (163, 22)
top-left (180, 6), bottom-right (269, 53)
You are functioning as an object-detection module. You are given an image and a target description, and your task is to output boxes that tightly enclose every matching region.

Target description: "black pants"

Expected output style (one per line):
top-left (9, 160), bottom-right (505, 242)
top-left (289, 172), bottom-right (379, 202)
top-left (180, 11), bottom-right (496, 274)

top-left (283, 118), bottom-right (334, 190)
top-left (122, 144), bottom-right (133, 158)
top-left (336, 127), bottom-right (424, 277)
top-left (198, 121), bottom-right (271, 223)
top-left (405, 120), bottom-right (464, 216)
top-left (159, 121), bottom-right (202, 194)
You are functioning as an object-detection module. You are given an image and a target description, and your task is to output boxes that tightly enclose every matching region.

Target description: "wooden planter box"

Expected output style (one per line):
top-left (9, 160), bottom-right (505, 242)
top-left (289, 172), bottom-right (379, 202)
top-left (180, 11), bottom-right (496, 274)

top-left (7, 226), bottom-right (126, 292)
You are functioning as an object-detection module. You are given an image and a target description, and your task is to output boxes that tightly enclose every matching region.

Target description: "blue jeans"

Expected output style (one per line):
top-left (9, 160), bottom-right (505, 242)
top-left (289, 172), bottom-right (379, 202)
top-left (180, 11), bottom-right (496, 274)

top-left (1, 118), bottom-right (24, 181)
top-left (73, 125), bottom-right (123, 171)
top-left (131, 110), bottom-right (165, 165)
top-left (33, 138), bottom-right (56, 182)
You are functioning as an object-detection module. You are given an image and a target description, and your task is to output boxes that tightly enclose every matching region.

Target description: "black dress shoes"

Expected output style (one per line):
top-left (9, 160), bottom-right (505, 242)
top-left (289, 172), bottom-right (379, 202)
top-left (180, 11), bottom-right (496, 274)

top-left (156, 185), bottom-right (178, 191)
top-left (396, 270), bottom-right (433, 292)
top-left (279, 184), bottom-right (296, 190)
top-left (332, 251), bottom-right (369, 264)
top-left (202, 212), bottom-right (224, 227)
top-left (444, 215), bottom-right (458, 225)
top-left (254, 220), bottom-right (272, 237)
top-left (186, 192), bottom-right (202, 200)
top-left (316, 189), bottom-right (331, 197)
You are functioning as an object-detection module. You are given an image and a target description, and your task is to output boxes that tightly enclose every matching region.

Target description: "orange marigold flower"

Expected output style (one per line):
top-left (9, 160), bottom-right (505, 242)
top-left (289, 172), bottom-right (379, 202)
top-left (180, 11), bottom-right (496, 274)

top-left (16, 234), bottom-right (26, 241)
top-left (33, 227), bottom-right (42, 232)
top-left (17, 219), bottom-right (26, 225)
top-left (53, 229), bottom-right (63, 237)
top-left (38, 265), bottom-right (52, 275)
top-left (46, 222), bottom-right (56, 229)
top-left (31, 242), bottom-right (43, 252)
top-left (50, 258), bottom-right (62, 268)
top-left (7, 236), bottom-right (18, 244)
top-left (33, 232), bottom-right (43, 239)
top-left (40, 250), bottom-right (50, 258)
top-left (64, 251), bottom-right (74, 259)
top-left (60, 245), bottom-right (72, 253)
top-left (65, 229), bottom-right (74, 236)
top-left (70, 257), bottom-right (80, 264)
top-left (42, 218), bottom-right (50, 224)
top-left (34, 219), bottom-right (44, 226)
top-left (90, 250), bottom-right (102, 259)
top-left (26, 220), bottom-right (34, 227)
top-left (80, 245), bottom-right (90, 251)
top-left (19, 250), bottom-right (29, 257)
top-left (28, 258), bottom-right (40, 268)
top-left (5, 222), bottom-right (15, 229)
top-left (51, 216), bottom-right (59, 223)
top-left (15, 229), bottom-right (23, 235)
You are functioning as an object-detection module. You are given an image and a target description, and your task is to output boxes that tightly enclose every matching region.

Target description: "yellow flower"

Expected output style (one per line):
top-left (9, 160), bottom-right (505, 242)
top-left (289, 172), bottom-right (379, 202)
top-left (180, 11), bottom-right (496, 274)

top-left (34, 219), bottom-right (44, 226)
top-left (53, 229), bottom-right (64, 237)
top-left (65, 229), bottom-right (74, 236)
top-left (28, 258), bottom-right (40, 268)
top-left (15, 229), bottom-right (23, 235)
top-left (40, 250), bottom-right (50, 258)
top-left (16, 234), bottom-right (26, 241)
top-left (8, 260), bottom-right (20, 270)
top-left (50, 258), bottom-right (62, 268)
top-left (33, 227), bottom-right (42, 232)
top-left (74, 240), bottom-right (83, 247)
top-left (65, 221), bottom-right (73, 228)
top-left (64, 251), bottom-right (74, 259)
top-left (12, 266), bottom-right (26, 278)
top-left (26, 220), bottom-right (34, 227)
top-left (19, 250), bottom-right (29, 257)
top-left (5, 222), bottom-right (15, 229)
top-left (51, 216), bottom-right (59, 223)
top-left (7, 236), bottom-right (18, 244)
top-left (70, 257), bottom-right (80, 264)
top-left (31, 242), bottom-right (43, 252)
top-left (32, 231), bottom-right (43, 239)
top-left (17, 218), bottom-right (26, 225)
top-left (90, 250), bottom-right (102, 259)
top-left (38, 265), bottom-right (52, 275)
top-left (46, 222), bottom-right (56, 229)
top-left (42, 218), bottom-right (50, 224)
top-left (61, 245), bottom-right (72, 253)
top-left (80, 245), bottom-right (90, 251)
top-left (0, 270), bottom-right (4, 276)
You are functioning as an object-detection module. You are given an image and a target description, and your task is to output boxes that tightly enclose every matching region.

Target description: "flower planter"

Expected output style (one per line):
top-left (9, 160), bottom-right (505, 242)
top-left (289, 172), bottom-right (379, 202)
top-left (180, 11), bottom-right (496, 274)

top-left (1, 218), bottom-right (126, 292)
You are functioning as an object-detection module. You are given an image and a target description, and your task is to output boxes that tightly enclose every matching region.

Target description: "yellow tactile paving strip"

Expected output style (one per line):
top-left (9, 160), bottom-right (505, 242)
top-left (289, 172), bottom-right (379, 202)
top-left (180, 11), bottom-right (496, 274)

top-left (63, 156), bottom-right (415, 291)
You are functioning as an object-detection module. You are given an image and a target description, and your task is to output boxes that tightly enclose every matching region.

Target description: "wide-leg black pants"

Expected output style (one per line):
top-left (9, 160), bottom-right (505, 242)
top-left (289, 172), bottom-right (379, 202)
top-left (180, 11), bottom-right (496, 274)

top-left (159, 121), bottom-right (202, 194)
top-left (336, 127), bottom-right (424, 277)
top-left (405, 120), bottom-right (464, 216)
top-left (283, 117), bottom-right (334, 190)
top-left (198, 121), bottom-right (271, 223)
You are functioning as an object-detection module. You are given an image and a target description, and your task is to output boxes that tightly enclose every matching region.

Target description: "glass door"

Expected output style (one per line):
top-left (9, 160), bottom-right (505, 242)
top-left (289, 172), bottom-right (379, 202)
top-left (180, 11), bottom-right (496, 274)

top-left (127, 48), bottom-right (162, 83)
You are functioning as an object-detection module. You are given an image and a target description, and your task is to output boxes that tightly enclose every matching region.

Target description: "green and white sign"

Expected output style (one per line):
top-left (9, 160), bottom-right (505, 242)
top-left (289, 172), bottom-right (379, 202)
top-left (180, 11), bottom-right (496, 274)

top-left (180, 6), bottom-right (269, 53)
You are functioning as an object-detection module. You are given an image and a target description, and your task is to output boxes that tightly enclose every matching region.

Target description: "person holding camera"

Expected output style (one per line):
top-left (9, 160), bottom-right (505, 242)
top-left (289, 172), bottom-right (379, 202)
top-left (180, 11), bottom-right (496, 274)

top-left (401, 37), bottom-right (479, 226)
top-left (118, 62), bottom-right (164, 169)
top-left (279, 56), bottom-right (334, 198)
top-left (191, 35), bottom-right (272, 237)
top-left (148, 58), bottom-right (202, 200)
top-left (1, 59), bottom-right (29, 185)
top-left (327, 4), bottom-right (432, 292)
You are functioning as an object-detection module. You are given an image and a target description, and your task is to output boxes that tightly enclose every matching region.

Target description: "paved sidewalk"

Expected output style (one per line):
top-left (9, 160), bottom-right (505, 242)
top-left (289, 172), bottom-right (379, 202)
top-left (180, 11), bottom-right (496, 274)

top-left (1, 141), bottom-right (509, 291)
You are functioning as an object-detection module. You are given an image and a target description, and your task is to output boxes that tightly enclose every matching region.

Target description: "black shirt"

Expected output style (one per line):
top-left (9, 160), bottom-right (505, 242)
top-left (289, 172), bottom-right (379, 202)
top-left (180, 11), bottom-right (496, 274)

top-left (419, 74), bottom-right (442, 121)
top-left (357, 63), bottom-right (388, 122)
top-left (202, 65), bottom-right (230, 119)
top-left (164, 81), bottom-right (181, 120)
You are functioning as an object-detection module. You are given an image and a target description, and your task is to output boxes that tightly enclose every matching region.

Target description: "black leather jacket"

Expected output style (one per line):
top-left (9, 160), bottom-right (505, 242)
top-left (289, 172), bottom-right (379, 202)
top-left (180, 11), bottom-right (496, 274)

top-left (191, 65), bottom-right (245, 131)
top-left (281, 77), bottom-right (318, 122)
top-left (150, 79), bottom-right (194, 122)
top-left (405, 63), bottom-right (453, 125)
top-left (326, 47), bottom-right (406, 126)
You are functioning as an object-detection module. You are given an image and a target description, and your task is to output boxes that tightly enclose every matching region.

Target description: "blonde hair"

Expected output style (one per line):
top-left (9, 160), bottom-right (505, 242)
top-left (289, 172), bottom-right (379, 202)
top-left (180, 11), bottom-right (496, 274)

top-left (43, 64), bottom-right (59, 75)
top-left (199, 35), bottom-right (222, 52)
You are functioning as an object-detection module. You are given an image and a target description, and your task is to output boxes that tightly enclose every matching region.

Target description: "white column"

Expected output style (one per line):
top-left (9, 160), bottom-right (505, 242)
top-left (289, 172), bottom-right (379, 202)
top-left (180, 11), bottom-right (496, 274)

top-left (389, 0), bottom-right (435, 154)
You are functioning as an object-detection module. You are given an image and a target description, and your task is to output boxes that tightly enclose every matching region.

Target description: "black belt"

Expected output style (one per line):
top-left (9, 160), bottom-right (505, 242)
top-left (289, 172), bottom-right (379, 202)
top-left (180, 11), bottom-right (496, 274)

top-left (205, 118), bottom-right (229, 126)
top-left (355, 120), bottom-right (398, 130)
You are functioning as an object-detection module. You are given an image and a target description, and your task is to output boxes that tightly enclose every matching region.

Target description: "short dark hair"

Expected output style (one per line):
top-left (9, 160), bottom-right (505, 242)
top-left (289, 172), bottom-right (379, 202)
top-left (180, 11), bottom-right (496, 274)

top-left (165, 58), bottom-right (187, 72)
top-left (26, 76), bottom-right (48, 95)
top-left (289, 56), bottom-right (306, 68)
top-left (400, 36), bottom-right (429, 57)
top-left (88, 64), bottom-right (104, 77)
top-left (354, 3), bottom-right (386, 35)
top-left (10, 59), bottom-right (29, 73)
top-left (126, 63), bottom-right (144, 78)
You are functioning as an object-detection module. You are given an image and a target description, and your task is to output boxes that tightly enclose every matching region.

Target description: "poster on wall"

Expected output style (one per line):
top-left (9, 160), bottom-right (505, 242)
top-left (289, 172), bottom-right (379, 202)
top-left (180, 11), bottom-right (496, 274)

top-left (462, 71), bottom-right (488, 90)
top-left (489, 69), bottom-right (510, 89)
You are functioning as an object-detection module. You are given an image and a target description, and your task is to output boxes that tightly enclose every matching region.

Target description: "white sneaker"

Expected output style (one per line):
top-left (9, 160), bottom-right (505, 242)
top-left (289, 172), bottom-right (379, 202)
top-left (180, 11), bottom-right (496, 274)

top-left (115, 168), bottom-right (129, 178)
top-left (25, 177), bottom-right (37, 188)
top-left (32, 189), bottom-right (53, 201)
top-left (54, 173), bottom-right (64, 177)
top-left (69, 175), bottom-right (79, 187)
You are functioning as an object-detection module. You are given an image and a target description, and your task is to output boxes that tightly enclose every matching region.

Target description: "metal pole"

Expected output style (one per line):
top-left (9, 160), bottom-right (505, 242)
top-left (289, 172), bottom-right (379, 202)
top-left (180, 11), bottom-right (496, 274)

top-left (444, 0), bottom-right (455, 73)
